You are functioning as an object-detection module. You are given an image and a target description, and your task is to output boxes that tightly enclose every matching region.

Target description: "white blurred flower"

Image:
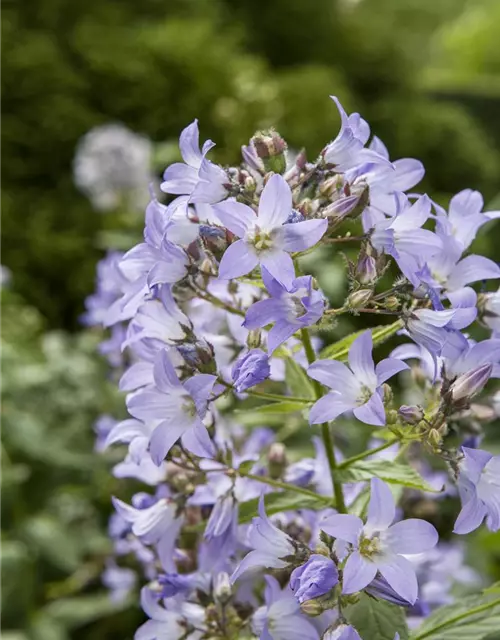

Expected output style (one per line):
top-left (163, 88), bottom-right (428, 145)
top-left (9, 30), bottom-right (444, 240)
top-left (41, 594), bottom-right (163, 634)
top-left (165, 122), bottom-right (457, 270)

top-left (73, 123), bottom-right (152, 212)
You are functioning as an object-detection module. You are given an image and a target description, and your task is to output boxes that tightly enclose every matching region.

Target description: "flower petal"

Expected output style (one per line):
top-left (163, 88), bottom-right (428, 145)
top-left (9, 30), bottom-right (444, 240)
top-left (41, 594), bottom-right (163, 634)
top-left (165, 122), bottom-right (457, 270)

top-left (307, 360), bottom-right (358, 395)
top-left (214, 200), bottom-right (256, 237)
top-left (281, 218), bottom-right (328, 252)
top-left (150, 421), bottom-right (189, 465)
top-left (342, 551), bottom-right (378, 594)
top-left (309, 393), bottom-right (355, 424)
top-left (375, 358), bottom-right (409, 385)
top-left (453, 493), bottom-right (487, 535)
top-left (353, 392), bottom-right (386, 426)
top-left (258, 174), bottom-right (292, 229)
top-left (383, 519), bottom-right (438, 554)
top-left (447, 255), bottom-right (500, 292)
top-left (365, 478), bottom-right (395, 535)
top-left (218, 240), bottom-right (259, 280)
top-left (260, 250), bottom-right (295, 288)
top-left (377, 555), bottom-right (418, 605)
top-left (348, 331), bottom-right (377, 388)
top-left (320, 514), bottom-right (363, 544)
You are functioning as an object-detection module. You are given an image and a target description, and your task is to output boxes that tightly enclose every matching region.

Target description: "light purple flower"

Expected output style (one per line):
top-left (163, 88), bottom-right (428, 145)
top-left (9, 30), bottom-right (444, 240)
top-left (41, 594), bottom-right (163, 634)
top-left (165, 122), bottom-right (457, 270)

top-left (444, 338), bottom-right (500, 380)
top-left (454, 447), bottom-right (500, 534)
top-left (371, 194), bottom-right (442, 287)
top-left (232, 348), bottom-right (271, 392)
top-left (204, 492), bottom-right (239, 563)
top-left (102, 561), bottom-right (136, 603)
top-left (127, 349), bottom-right (217, 464)
top-left (323, 624), bottom-right (362, 640)
top-left (323, 97), bottom-right (391, 173)
top-left (308, 330), bottom-right (408, 426)
top-left (215, 174), bottom-right (327, 286)
top-left (252, 576), bottom-right (320, 640)
top-left (405, 308), bottom-right (467, 359)
top-left (435, 189), bottom-right (500, 251)
top-left (104, 418), bottom-right (153, 463)
top-left (290, 554), bottom-right (339, 603)
top-left (321, 478), bottom-right (438, 604)
top-left (112, 494), bottom-right (183, 572)
top-left (244, 268), bottom-right (325, 354)
top-left (230, 495), bottom-right (296, 583)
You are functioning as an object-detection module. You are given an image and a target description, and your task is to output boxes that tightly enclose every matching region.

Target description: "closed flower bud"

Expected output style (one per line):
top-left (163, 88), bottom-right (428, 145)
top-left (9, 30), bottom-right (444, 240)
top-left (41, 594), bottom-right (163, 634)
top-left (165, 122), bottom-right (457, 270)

top-left (177, 339), bottom-right (217, 374)
top-left (214, 572), bottom-right (232, 603)
top-left (382, 383), bottom-right (393, 404)
top-left (356, 254), bottom-right (378, 285)
top-left (319, 175), bottom-right (343, 198)
top-left (398, 405), bottom-right (424, 425)
top-left (385, 296), bottom-right (400, 311)
top-left (428, 428), bottom-right (442, 448)
top-left (232, 349), bottom-right (270, 392)
top-left (251, 129), bottom-right (288, 174)
top-left (299, 598), bottom-right (325, 617)
top-left (246, 328), bottom-right (262, 349)
top-left (268, 443), bottom-right (288, 479)
top-left (291, 554), bottom-right (338, 606)
top-left (450, 364), bottom-right (493, 404)
top-left (347, 289), bottom-right (372, 309)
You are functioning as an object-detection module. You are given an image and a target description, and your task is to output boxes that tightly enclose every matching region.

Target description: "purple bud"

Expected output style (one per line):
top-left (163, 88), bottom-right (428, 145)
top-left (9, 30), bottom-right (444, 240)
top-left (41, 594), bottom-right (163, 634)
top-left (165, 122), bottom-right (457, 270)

top-left (450, 363), bottom-right (493, 403)
top-left (398, 405), bottom-right (424, 425)
top-left (290, 554), bottom-right (338, 604)
top-left (177, 339), bottom-right (216, 374)
top-left (365, 574), bottom-right (411, 606)
top-left (232, 349), bottom-right (270, 392)
top-left (356, 254), bottom-right (378, 285)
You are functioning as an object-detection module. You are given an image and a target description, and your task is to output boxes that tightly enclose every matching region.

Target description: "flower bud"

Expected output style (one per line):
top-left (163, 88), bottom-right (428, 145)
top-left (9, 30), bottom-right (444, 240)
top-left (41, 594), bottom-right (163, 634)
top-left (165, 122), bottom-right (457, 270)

top-left (382, 383), bottom-right (393, 404)
top-left (450, 364), bottom-right (492, 404)
top-left (246, 328), bottom-right (262, 349)
top-left (385, 296), bottom-right (400, 311)
top-left (347, 289), bottom-right (372, 309)
top-left (356, 254), bottom-right (378, 285)
top-left (177, 339), bottom-right (217, 374)
top-left (398, 405), bottom-right (424, 425)
top-left (214, 571), bottom-right (232, 603)
top-left (428, 428), bottom-right (442, 448)
top-left (268, 442), bottom-right (288, 479)
top-left (251, 129), bottom-right (288, 174)
top-left (232, 349), bottom-right (270, 392)
top-left (300, 598), bottom-right (325, 617)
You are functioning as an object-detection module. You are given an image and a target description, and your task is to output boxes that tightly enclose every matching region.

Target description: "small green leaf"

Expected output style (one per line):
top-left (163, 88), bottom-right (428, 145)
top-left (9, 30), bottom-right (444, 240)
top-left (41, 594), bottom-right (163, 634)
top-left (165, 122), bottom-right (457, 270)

top-left (337, 460), bottom-right (441, 493)
top-left (344, 593), bottom-right (409, 640)
top-left (412, 591), bottom-right (500, 640)
top-left (238, 491), bottom-right (331, 523)
top-left (320, 320), bottom-right (403, 360)
top-left (284, 357), bottom-right (316, 399)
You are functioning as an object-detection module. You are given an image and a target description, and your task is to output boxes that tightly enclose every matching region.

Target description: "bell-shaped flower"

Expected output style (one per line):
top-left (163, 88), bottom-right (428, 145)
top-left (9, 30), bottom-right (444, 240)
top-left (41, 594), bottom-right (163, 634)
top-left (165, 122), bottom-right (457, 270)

top-left (244, 267), bottom-right (325, 354)
top-left (454, 447), bottom-right (500, 534)
top-left (308, 330), bottom-right (408, 427)
top-left (370, 194), bottom-right (442, 287)
top-left (215, 174), bottom-right (327, 287)
top-left (127, 349), bottom-right (217, 464)
top-left (321, 478), bottom-right (438, 604)
top-left (232, 348), bottom-right (271, 392)
top-left (323, 97), bottom-right (391, 173)
top-left (230, 495), bottom-right (297, 583)
top-left (251, 576), bottom-right (320, 640)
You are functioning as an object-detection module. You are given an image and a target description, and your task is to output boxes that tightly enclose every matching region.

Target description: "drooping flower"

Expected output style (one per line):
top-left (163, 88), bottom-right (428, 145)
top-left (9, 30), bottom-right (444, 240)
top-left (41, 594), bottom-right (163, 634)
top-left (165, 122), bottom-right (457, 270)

top-left (308, 330), bottom-right (408, 426)
top-left (232, 348), bottom-right (271, 392)
top-left (290, 554), bottom-right (339, 604)
top-left (215, 174), bottom-right (327, 286)
top-left (321, 478), bottom-right (438, 604)
top-left (454, 447), bottom-right (500, 534)
top-left (230, 495), bottom-right (298, 583)
top-left (127, 349), bottom-right (217, 463)
top-left (244, 267), bottom-right (325, 354)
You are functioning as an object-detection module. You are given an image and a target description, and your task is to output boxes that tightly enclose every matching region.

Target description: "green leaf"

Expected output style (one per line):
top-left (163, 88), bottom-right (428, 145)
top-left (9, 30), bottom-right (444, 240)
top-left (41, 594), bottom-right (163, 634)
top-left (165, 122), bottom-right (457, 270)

top-left (412, 591), bottom-right (500, 640)
top-left (238, 491), bottom-right (331, 523)
top-left (337, 460), bottom-right (441, 493)
top-left (345, 593), bottom-right (409, 640)
top-left (320, 320), bottom-right (403, 360)
top-left (40, 594), bottom-right (132, 630)
top-left (284, 357), bottom-right (316, 399)
top-left (236, 401), bottom-right (307, 414)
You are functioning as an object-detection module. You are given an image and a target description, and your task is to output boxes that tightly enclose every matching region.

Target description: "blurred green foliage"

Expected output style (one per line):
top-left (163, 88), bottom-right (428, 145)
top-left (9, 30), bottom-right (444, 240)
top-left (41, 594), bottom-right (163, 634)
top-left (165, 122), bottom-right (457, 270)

top-left (2, 0), bottom-right (500, 637)
top-left (3, 0), bottom-right (500, 329)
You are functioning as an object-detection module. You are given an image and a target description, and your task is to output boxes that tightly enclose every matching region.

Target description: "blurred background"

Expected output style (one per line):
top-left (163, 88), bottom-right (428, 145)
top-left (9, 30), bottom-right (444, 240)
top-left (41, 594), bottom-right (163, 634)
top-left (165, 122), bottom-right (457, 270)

top-left (2, 0), bottom-right (500, 637)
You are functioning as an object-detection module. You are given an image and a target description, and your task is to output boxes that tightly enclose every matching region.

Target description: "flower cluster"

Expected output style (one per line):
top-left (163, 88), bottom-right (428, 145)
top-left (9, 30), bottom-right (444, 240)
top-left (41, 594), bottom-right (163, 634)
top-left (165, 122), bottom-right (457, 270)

top-left (86, 96), bottom-right (500, 640)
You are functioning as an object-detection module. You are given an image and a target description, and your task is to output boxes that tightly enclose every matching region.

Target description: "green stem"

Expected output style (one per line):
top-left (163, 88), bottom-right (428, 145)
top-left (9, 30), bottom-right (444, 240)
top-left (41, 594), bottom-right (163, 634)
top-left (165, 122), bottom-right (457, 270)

top-left (414, 598), bottom-right (500, 640)
top-left (194, 288), bottom-right (245, 317)
top-left (245, 389), bottom-right (312, 404)
top-left (300, 327), bottom-right (347, 513)
top-left (338, 437), bottom-right (400, 469)
top-left (241, 472), bottom-right (331, 503)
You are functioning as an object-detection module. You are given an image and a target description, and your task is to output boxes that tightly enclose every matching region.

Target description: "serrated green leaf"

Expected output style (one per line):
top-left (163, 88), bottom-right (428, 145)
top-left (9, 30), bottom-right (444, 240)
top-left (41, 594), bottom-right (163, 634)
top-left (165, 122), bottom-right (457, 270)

top-left (337, 460), bottom-right (441, 493)
top-left (345, 593), bottom-right (409, 640)
top-left (284, 357), bottom-right (316, 399)
top-left (238, 490), bottom-right (331, 523)
top-left (320, 320), bottom-right (403, 360)
top-left (412, 592), bottom-right (500, 640)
